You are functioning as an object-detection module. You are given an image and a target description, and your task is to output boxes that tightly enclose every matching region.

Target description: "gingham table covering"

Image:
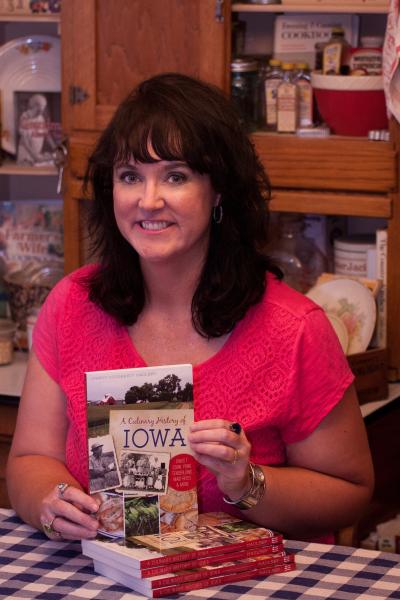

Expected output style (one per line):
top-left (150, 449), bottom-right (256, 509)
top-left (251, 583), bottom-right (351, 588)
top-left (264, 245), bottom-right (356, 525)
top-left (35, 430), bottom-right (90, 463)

top-left (1, 509), bottom-right (400, 599)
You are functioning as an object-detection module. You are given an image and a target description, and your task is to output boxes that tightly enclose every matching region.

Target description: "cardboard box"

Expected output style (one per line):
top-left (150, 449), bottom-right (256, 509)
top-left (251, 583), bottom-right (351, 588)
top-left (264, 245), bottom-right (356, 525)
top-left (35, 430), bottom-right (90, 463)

top-left (348, 348), bottom-right (388, 405)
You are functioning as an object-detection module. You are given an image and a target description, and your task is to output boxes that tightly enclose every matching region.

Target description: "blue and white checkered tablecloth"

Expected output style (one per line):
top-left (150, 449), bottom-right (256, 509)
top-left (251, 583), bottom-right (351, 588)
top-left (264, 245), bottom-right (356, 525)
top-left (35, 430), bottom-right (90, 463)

top-left (1, 509), bottom-right (400, 599)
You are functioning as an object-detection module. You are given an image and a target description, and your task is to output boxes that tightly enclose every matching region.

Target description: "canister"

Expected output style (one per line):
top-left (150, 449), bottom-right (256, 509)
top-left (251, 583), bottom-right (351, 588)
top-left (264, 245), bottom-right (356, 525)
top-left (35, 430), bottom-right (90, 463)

top-left (334, 235), bottom-right (376, 278)
top-left (0, 319), bottom-right (17, 365)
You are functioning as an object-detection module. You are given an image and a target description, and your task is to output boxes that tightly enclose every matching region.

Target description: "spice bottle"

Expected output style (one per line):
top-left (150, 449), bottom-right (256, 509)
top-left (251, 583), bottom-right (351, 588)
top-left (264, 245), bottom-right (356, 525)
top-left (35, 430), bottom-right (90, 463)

top-left (230, 58), bottom-right (259, 131)
top-left (263, 58), bottom-right (283, 131)
top-left (322, 27), bottom-right (351, 75)
top-left (294, 62), bottom-right (313, 128)
top-left (350, 36), bottom-right (383, 76)
top-left (277, 63), bottom-right (297, 133)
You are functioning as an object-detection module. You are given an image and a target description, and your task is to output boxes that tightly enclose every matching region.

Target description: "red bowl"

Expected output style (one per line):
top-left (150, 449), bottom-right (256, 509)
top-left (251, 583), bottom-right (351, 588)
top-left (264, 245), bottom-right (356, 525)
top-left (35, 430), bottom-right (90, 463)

top-left (311, 73), bottom-right (388, 136)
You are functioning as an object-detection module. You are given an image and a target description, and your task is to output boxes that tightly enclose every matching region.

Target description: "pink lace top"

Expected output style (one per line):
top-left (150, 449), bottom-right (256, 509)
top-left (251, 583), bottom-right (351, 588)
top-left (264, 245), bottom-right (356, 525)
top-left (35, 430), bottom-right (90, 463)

top-left (33, 265), bottom-right (353, 539)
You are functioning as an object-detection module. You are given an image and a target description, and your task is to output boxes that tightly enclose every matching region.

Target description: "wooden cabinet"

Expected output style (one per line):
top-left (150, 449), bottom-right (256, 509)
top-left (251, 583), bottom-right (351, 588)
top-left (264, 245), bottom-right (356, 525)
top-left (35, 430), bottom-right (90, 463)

top-left (61, 0), bottom-right (400, 379)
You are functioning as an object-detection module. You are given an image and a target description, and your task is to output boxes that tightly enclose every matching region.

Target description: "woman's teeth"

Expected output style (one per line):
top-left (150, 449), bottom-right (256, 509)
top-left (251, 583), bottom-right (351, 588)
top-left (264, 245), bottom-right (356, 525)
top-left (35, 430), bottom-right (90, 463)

top-left (140, 221), bottom-right (169, 230)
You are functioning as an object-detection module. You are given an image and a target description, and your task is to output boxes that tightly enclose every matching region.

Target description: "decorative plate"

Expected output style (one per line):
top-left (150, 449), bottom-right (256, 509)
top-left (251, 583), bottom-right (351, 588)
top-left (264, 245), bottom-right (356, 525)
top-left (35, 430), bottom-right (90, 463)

top-left (325, 311), bottom-right (349, 354)
top-left (306, 278), bottom-right (376, 355)
top-left (0, 35), bottom-right (61, 155)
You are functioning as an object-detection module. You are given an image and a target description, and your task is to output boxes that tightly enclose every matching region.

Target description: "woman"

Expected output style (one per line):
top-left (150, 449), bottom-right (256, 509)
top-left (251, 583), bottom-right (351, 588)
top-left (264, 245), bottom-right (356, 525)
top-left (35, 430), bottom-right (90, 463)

top-left (7, 73), bottom-right (374, 542)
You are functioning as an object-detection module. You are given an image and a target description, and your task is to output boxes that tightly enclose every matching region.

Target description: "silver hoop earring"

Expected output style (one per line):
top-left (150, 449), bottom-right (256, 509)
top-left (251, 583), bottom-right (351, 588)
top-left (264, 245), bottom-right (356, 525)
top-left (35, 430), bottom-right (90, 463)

top-left (213, 205), bottom-right (223, 224)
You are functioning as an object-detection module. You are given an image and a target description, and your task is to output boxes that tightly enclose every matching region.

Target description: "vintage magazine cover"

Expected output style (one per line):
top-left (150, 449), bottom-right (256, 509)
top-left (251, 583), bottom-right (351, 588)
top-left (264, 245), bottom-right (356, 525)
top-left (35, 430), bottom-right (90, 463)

top-left (85, 364), bottom-right (197, 540)
top-left (81, 512), bottom-right (284, 572)
top-left (92, 555), bottom-right (296, 597)
top-left (14, 91), bottom-right (62, 167)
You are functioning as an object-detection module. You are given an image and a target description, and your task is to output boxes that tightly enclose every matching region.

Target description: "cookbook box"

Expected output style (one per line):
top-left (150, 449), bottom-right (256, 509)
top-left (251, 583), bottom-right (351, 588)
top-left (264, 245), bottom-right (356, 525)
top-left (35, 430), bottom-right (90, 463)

top-left (348, 347), bottom-right (388, 405)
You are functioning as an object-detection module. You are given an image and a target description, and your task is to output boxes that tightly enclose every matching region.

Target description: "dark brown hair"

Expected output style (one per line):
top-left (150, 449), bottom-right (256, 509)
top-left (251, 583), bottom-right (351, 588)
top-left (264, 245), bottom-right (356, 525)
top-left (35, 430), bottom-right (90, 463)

top-left (84, 72), bottom-right (281, 337)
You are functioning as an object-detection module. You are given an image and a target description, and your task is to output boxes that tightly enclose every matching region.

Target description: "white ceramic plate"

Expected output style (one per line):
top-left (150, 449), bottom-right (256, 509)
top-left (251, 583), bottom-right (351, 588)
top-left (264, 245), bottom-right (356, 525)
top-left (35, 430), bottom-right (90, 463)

top-left (325, 311), bottom-right (349, 354)
top-left (0, 35), bottom-right (60, 155)
top-left (306, 278), bottom-right (376, 355)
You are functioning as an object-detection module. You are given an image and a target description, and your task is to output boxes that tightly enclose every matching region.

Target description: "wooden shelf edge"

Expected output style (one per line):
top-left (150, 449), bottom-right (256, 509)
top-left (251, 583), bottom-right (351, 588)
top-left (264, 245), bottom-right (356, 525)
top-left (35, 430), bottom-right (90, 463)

top-left (270, 189), bottom-right (392, 218)
top-left (0, 13), bottom-right (60, 22)
top-left (232, 3), bottom-right (388, 14)
top-left (0, 161), bottom-right (57, 176)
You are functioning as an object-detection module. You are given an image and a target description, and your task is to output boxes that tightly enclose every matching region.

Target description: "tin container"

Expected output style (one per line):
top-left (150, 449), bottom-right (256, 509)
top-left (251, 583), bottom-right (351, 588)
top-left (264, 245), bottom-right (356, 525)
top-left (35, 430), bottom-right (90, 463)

top-left (334, 235), bottom-right (376, 278)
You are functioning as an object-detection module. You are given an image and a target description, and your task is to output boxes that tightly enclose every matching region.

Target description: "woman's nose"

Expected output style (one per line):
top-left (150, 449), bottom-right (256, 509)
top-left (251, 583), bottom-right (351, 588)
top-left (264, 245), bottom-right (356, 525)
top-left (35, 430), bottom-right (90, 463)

top-left (138, 181), bottom-right (165, 210)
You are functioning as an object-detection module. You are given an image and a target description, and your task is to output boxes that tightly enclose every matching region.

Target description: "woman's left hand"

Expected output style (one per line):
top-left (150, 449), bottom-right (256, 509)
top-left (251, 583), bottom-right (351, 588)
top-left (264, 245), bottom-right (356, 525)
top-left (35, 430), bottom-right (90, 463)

top-left (188, 419), bottom-right (251, 501)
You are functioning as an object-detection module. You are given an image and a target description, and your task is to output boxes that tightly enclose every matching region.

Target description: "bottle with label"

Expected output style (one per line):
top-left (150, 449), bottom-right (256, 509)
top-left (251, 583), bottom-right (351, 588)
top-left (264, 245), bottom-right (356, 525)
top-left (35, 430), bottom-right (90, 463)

top-left (263, 58), bottom-right (283, 131)
top-left (277, 63), bottom-right (297, 133)
top-left (294, 62), bottom-right (313, 128)
top-left (322, 27), bottom-right (351, 75)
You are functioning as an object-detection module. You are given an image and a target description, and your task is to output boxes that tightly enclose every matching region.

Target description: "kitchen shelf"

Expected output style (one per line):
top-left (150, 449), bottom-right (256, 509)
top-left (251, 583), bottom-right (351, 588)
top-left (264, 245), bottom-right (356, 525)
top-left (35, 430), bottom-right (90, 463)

top-left (232, 3), bottom-right (388, 14)
top-left (0, 14), bottom-right (60, 22)
top-left (0, 160), bottom-right (57, 176)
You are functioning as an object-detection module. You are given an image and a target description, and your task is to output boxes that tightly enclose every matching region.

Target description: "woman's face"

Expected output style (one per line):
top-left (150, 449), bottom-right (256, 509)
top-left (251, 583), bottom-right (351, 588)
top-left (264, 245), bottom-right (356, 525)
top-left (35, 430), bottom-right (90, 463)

top-left (113, 151), bottom-right (220, 268)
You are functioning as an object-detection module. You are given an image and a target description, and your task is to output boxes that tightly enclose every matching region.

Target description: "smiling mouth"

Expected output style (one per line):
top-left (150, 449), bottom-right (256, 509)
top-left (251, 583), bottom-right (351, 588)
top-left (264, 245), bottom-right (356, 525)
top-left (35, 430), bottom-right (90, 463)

top-left (139, 221), bottom-right (171, 231)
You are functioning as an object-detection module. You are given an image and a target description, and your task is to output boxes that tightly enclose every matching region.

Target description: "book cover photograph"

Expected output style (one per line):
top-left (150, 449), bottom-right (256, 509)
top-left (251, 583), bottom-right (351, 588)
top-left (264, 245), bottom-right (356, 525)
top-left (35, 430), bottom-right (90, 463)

top-left (85, 364), bottom-right (197, 539)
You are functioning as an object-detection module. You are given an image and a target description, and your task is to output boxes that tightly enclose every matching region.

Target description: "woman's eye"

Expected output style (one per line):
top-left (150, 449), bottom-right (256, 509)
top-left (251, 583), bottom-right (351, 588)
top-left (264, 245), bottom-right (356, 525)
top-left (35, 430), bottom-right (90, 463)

top-left (167, 172), bottom-right (187, 184)
top-left (118, 171), bottom-right (139, 184)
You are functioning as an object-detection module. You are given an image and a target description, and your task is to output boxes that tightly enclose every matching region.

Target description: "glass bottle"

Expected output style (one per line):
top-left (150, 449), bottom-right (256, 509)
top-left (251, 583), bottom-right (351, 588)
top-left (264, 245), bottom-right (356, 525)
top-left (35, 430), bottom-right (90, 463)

top-left (265, 213), bottom-right (328, 293)
top-left (263, 58), bottom-right (283, 131)
top-left (294, 62), bottom-right (313, 128)
top-left (230, 58), bottom-right (259, 132)
top-left (322, 27), bottom-right (351, 75)
top-left (277, 63), bottom-right (297, 133)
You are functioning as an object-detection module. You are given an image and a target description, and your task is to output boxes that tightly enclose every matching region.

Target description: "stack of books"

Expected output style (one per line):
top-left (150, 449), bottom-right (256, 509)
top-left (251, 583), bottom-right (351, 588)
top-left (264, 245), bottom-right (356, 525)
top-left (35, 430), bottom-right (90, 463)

top-left (82, 512), bottom-right (296, 597)
top-left (83, 364), bottom-right (296, 596)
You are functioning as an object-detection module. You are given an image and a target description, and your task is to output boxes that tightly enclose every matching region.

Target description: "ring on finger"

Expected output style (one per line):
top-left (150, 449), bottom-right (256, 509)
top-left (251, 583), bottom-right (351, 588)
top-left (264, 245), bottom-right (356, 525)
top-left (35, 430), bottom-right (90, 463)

top-left (231, 448), bottom-right (239, 465)
top-left (57, 482), bottom-right (69, 498)
top-left (229, 422), bottom-right (242, 435)
top-left (42, 516), bottom-right (62, 538)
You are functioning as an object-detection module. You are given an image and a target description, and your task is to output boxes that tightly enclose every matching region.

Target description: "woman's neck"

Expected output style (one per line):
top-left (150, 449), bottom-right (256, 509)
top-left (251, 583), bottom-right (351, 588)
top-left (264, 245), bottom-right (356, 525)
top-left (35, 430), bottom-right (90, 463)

top-left (140, 258), bottom-right (203, 315)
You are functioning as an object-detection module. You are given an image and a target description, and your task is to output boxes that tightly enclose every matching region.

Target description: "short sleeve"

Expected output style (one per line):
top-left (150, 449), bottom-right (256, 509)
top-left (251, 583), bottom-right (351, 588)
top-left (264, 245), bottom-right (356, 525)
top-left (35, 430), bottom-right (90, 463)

top-left (32, 275), bottom-right (71, 384)
top-left (280, 306), bottom-right (354, 445)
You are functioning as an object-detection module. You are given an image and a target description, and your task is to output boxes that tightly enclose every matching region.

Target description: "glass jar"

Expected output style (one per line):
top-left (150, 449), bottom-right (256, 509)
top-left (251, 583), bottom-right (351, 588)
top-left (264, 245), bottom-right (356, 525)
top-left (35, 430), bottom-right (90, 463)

top-left (266, 213), bottom-right (328, 293)
top-left (230, 58), bottom-right (259, 131)
top-left (0, 319), bottom-right (17, 365)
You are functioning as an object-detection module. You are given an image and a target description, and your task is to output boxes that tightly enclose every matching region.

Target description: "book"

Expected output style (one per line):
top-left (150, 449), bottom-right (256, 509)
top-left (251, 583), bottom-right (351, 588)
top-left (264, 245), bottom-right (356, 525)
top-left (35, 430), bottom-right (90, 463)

top-left (86, 364), bottom-right (197, 539)
top-left (82, 512), bottom-right (284, 571)
top-left (273, 14), bottom-right (359, 69)
top-left (0, 198), bottom-right (64, 273)
top-left (375, 228), bottom-right (388, 348)
top-left (92, 555), bottom-right (296, 597)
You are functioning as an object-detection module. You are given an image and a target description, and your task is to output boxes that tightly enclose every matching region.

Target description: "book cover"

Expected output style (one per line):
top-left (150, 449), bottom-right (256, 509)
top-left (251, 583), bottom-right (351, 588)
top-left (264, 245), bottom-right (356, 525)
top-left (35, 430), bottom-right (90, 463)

top-left (273, 14), bottom-right (359, 68)
top-left (92, 556), bottom-right (296, 597)
top-left (82, 512), bottom-right (283, 571)
top-left (86, 364), bottom-right (197, 539)
top-left (14, 90), bottom-right (62, 167)
top-left (0, 198), bottom-right (64, 273)
top-left (375, 228), bottom-right (388, 348)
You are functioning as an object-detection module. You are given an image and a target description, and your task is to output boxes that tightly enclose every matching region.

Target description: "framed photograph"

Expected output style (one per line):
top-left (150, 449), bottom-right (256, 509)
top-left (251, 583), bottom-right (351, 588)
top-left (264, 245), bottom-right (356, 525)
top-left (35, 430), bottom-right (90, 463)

top-left (14, 90), bottom-right (62, 166)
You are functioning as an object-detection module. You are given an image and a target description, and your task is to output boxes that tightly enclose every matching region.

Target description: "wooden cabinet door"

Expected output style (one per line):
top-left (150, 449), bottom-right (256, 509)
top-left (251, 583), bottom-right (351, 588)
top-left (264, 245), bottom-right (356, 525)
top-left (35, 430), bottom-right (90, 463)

top-left (62, 0), bottom-right (230, 134)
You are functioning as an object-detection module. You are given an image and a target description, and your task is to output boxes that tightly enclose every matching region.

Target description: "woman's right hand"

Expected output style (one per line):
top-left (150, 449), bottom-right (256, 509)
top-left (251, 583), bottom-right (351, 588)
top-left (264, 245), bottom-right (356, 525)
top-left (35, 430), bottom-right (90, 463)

top-left (40, 483), bottom-right (100, 540)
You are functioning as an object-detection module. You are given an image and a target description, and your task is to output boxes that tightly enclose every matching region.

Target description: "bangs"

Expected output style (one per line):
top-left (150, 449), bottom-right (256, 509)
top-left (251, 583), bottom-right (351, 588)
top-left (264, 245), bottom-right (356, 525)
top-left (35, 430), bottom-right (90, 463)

top-left (113, 109), bottom-right (210, 174)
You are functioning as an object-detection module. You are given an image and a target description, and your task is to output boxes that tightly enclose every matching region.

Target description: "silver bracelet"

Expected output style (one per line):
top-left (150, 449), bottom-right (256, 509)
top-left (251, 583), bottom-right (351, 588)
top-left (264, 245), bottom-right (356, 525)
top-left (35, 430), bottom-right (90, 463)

top-left (223, 463), bottom-right (266, 510)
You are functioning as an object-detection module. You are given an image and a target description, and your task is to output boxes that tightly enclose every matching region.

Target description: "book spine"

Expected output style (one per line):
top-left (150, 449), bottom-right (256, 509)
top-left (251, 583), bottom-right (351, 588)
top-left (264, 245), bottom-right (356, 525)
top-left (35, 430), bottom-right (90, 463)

top-left (143, 543), bottom-right (285, 578)
top-left (375, 228), bottom-right (388, 348)
top-left (150, 553), bottom-right (295, 589)
top-left (152, 561), bottom-right (297, 597)
top-left (140, 533), bottom-right (283, 568)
